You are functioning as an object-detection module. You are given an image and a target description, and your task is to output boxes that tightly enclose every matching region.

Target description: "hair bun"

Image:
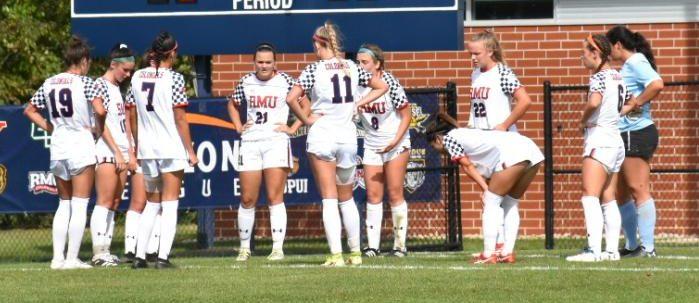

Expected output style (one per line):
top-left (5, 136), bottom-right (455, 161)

top-left (119, 44), bottom-right (128, 49)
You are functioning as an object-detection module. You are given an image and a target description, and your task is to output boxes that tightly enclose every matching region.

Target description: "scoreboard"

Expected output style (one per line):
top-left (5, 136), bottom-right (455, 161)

top-left (71, 0), bottom-right (464, 55)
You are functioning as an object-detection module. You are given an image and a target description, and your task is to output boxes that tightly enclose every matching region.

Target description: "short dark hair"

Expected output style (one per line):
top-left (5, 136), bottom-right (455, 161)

top-left (254, 42), bottom-right (277, 61)
top-left (63, 36), bottom-right (91, 67)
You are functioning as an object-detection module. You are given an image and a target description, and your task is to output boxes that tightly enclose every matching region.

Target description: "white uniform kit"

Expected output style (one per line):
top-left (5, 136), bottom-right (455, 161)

top-left (126, 67), bottom-right (189, 191)
top-left (358, 71), bottom-right (410, 165)
top-left (30, 73), bottom-right (97, 180)
top-left (231, 72), bottom-right (294, 171)
top-left (583, 69), bottom-right (628, 173)
top-left (468, 63), bottom-right (522, 132)
top-left (297, 58), bottom-right (372, 168)
top-left (93, 77), bottom-right (130, 163)
top-left (443, 128), bottom-right (544, 178)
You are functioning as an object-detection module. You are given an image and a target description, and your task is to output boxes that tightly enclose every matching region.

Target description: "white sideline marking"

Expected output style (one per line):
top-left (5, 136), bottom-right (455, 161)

top-left (521, 254), bottom-right (699, 261)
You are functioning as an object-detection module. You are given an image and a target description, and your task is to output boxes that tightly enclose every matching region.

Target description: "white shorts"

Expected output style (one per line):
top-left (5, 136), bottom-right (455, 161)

top-left (584, 145), bottom-right (625, 173)
top-left (236, 139), bottom-right (292, 172)
top-left (362, 141), bottom-right (411, 166)
top-left (495, 137), bottom-right (545, 174)
top-left (50, 156), bottom-right (96, 181)
top-left (139, 159), bottom-right (187, 193)
top-left (307, 141), bottom-right (357, 168)
top-left (96, 152), bottom-right (130, 165)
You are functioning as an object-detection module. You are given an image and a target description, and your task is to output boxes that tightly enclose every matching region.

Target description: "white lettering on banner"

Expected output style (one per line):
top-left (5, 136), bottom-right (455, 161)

top-left (221, 140), bottom-right (236, 172)
top-left (194, 140), bottom-right (239, 173)
top-left (233, 178), bottom-right (308, 197)
top-left (197, 141), bottom-right (217, 173)
top-left (233, 0), bottom-right (293, 10)
top-left (202, 179), bottom-right (212, 197)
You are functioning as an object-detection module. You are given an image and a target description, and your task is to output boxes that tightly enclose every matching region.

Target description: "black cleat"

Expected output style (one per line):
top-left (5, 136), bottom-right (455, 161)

top-left (362, 247), bottom-right (381, 257)
top-left (639, 246), bottom-right (657, 258)
top-left (121, 252), bottom-right (135, 264)
top-left (155, 258), bottom-right (175, 269)
top-left (132, 258), bottom-right (148, 269)
top-left (388, 249), bottom-right (408, 258)
top-left (145, 253), bottom-right (158, 262)
top-left (619, 246), bottom-right (642, 258)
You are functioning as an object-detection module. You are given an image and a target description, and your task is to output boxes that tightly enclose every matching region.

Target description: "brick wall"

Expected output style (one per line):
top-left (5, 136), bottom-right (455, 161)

top-left (211, 22), bottom-right (699, 238)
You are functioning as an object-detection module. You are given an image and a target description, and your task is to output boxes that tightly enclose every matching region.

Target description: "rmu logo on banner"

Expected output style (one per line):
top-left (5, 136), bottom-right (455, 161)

top-left (0, 121), bottom-right (7, 133)
top-left (27, 171), bottom-right (57, 195)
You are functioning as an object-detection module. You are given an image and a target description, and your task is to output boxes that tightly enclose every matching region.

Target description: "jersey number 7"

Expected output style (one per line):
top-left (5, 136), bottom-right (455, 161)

top-left (142, 82), bottom-right (156, 112)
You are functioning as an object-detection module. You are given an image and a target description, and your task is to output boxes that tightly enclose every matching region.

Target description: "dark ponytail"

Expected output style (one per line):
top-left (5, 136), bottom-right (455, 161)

top-left (109, 43), bottom-right (134, 61)
top-left (425, 112), bottom-right (459, 143)
top-left (63, 35), bottom-right (91, 68)
top-left (147, 32), bottom-right (178, 75)
top-left (606, 25), bottom-right (657, 71)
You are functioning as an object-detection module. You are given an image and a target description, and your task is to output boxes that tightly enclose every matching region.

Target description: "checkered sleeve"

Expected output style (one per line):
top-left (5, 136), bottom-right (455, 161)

top-left (382, 72), bottom-right (409, 110)
top-left (280, 72), bottom-right (295, 93)
top-left (172, 72), bottom-right (188, 108)
top-left (296, 63), bottom-right (318, 95)
top-left (82, 76), bottom-right (96, 102)
top-left (356, 63), bottom-right (372, 87)
top-left (589, 72), bottom-right (606, 94)
top-left (231, 74), bottom-right (249, 106)
top-left (125, 86), bottom-right (135, 108)
top-left (498, 64), bottom-right (522, 97)
top-left (443, 134), bottom-right (467, 162)
top-left (29, 84), bottom-right (47, 109)
top-left (92, 78), bottom-right (110, 108)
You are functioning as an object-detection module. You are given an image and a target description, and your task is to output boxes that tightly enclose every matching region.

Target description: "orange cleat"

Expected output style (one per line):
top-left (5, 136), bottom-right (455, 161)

top-left (497, 253), bottom-right (516, 264)
top-left (471, 252), bottom-right (498, 264)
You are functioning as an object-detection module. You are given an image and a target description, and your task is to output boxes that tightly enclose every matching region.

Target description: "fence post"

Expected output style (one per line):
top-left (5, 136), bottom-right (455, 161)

top-left (193, 55), bottom-right (216, 249)
top-left (543, 81), bottom-right (555, 250)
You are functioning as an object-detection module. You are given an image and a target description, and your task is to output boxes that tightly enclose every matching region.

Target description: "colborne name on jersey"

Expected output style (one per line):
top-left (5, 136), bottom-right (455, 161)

top-left (233, 0), bottom-right (293, 10)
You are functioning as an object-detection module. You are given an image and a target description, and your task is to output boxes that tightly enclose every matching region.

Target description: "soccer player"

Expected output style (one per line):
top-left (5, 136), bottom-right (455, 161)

top-left (606, 26), bottom-right (664, 258)
top-left (228, 43), bottom-right (305, 262)
top-left (355, 43), bottom-right (411, 257)
top-left (89, 43), bottom-right (136, 266)
top-left (127, 32), bottom-right (198, 269)
top-left (24, 36), bottom-right (105, 269)
top-left (566, 34), bottom-right (628, 262)
top-left (467, 30), bottom-right (533, 254)
top-left (426, 113), bottom-right (543, 264)
top-left (286, 21), bottom-right (388, 267)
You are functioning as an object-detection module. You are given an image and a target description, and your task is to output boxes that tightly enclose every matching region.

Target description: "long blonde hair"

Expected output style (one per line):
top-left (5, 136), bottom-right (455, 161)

top-left (471, 30), bottom-right (505, 64)
top-left (314, 21), bottom-right (343, 59)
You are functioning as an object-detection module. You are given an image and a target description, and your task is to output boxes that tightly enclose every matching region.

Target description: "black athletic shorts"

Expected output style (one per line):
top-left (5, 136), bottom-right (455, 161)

top-left (621, 124), bottom-right (658, 161)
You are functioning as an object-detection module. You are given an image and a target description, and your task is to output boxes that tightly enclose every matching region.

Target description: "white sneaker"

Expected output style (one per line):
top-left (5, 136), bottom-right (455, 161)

top-left (236, 248), bottom-right (251, 262)
top-left (50, 259), bottom-right (64, 270)
top-left (601, 251), bottom-right (620, 261)
top-left (566, 249), bottom-right (602, 262)
top-left (63, 259), bottom-right (93, 269)
top-left (267, 249), bottom-right (284, 261)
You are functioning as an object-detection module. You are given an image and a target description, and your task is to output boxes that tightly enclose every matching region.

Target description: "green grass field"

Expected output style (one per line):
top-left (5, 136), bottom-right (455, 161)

top-left (1, 247), bottom-right (698, 302)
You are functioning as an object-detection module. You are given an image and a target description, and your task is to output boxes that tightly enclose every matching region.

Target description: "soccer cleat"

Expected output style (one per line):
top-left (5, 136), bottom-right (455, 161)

top-left (362, 247), bottom-right (380, 257)
top-left (155, 258), bottom-right (175, 269)
top-left (389, 249), bottom-right (407, 258)
top-left (92, 254), bottom-right (118, 267)
top-left (322, 253), bottom-right (346, 267)
top-left (121, 252), bottom-right (136, 264)
top-left (267, 249), bottom-right (285, 261)
top-left (619, 246), bottom-right (642, 258)
top-left (62, 259), bottom-right (93, 269)
top-left (145, 252), bottom-right (158, 263)
top-left (566, 249), bottom-right (602, 262)
top-left (346, 251), bottom-right (362, 266)
top-left (497, 253), bottom-right (516, 264)
top-left (236, 248), bottom-right (251, 262)
top-left (472, 243), bottom-right (504, 258)
top-left (131, 258), bottom-right (148, 269)
top-left (471, 252), bottom-right (498, 264)
top-left (50, 259), bottom-right (64, 270)
top-left (640, 247), bottom-right (657, 258)
top-left (601, 251), bottom-right (620, 261)
top-left (107, 254), bottom-right (120, 264)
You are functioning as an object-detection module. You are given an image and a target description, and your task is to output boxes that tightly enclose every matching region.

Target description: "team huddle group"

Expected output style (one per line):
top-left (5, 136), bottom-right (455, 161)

top-left (24, 20), bottom-right (663, 269)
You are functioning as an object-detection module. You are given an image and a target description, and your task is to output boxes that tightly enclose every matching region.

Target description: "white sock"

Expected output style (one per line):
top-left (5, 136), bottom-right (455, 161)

top-left (90, 205), bottom-right (109, 256)
top-left (158, 200), bottom-right (178, 260)
top-left (135, 202), bottom-right (161, 259)
top-left (501, 195), bottom-right (520, 255)
top-left (322, 199), bottom-right (342, 254)
top-left (339, 198), bottom-right (361, 253)
top-left (238, 205), bottom-right (255, 250)
top-left (391, 201), bottom-right (408, 251)
top-left (52, 199), bottom-right (71, 262)
top-left (269, 203), bottom-right (287, 251)
top-left (124, 210), bottom-right (141, 254)
top-left (105, 210), bottom-right (115, 254)
top-left (66, 197), bottom-right (89, 261)
top-left (482, 191), bottom-right (504, 256)
top-left (581, 196), bottom-right (603, 255)
top-left (365, 202), bottom-right (383, 250)
top-left (602, 200), bottom-right (622, 253)
top-left (147, 213), bottom-right (162, 254)
top-left (496, 222), bottom-right (505, 247)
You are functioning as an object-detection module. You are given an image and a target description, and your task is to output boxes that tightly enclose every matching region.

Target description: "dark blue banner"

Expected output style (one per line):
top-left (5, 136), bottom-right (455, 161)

top-left (0, 93), bottom-right (440, 213)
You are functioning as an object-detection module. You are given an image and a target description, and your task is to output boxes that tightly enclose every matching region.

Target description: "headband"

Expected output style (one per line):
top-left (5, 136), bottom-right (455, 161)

top-left (112, 56), bottom-right (135, 63)
top-left (357, 47), bottom-right (377, 59)
top-left (586, 34), bottom-right (602, 53)
top-left (313, 34), bottom-right (329, 44)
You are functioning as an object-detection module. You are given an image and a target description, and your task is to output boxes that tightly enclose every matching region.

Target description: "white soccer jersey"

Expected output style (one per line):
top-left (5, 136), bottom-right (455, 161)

top-left (30, 73), bottom-right (97, 161)
top-left (358, 71), bottom-right (410, 150)
top-left (231, 71), bottom-right (294, 141)
top-left (585, 69), bottom-right (630, 147)
top-left (93, 78), bottom-right (130, 159)
top-left (468, 63), bottom-right (521, 132)
top-left (296, 58), bottom-right (372, 144)
top-left (126, 67), bottom-right (188, 160)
